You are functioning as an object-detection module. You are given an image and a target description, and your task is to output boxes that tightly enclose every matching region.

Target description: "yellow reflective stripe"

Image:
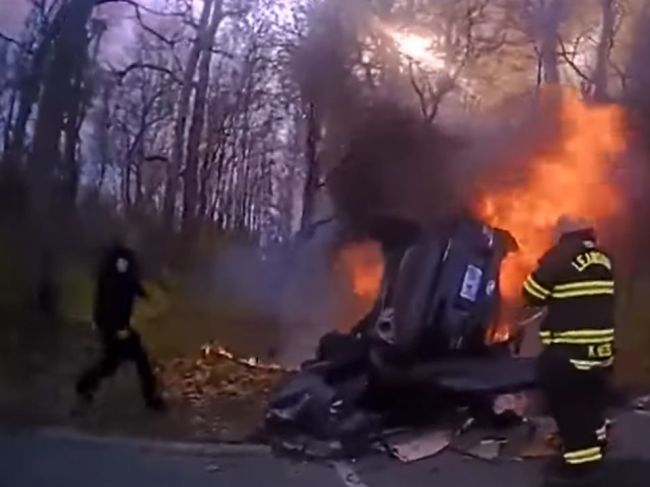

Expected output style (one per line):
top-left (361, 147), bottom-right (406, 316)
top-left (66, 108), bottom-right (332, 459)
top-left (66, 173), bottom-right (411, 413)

top-left (524, 280), bottom-right (548, 300)
top-left (551, 280), bottom-right (615, 298)
top-left (552, 289), bottom-right (614, 298)
top-left (542, 337), bottom-right (614, 345)
top-left (554, 329), bottom-right (614, 337)
top-left (553, 281), bottom-right (614, 291)
top-left (564, 447), bottom-right (601, 460)
top-left (570, 357), bottom-right (614, 370)
top-left (526, 276), bottom-right (551, 296)
top-left (565, 452), bottom-right (603, 464)
top-left (540, 329), bottom-right (615, 345)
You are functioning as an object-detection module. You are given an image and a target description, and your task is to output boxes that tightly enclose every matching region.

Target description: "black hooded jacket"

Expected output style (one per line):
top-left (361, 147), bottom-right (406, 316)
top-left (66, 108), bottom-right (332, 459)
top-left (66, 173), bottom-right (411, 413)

top-left (93, 244), bottom-right (147, 335)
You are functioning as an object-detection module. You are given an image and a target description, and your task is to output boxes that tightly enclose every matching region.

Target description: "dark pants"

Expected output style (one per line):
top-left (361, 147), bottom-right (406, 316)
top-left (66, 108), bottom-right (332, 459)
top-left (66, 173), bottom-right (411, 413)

top-left (77, 330), bottom-right (158, 405)
top-left (538, 349), bottom-right (609, 469)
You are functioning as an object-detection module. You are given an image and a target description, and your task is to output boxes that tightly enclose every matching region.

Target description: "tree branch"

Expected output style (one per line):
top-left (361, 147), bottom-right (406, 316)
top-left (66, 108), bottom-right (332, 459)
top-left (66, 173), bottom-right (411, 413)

top-left (110, 62), bottom-right (182, 85)
top-left (103, 0), bottom-right (188, 17)
top-left (610, 60), bottom-right (629, 91)
top-left (558, 37), bottom-right (591, 82)
top-left (208, 47), bottom-right (235, 59)
top-left (0, 32), bottom-right (27, 51)
top-left (144, 154), bottom-right (169, 163)
top-left (223, 8), bottom-right (251, 19)
top-left (408, 62), bottom-right (435, 123)
top-left (118, 0), bottom-right (182, 48)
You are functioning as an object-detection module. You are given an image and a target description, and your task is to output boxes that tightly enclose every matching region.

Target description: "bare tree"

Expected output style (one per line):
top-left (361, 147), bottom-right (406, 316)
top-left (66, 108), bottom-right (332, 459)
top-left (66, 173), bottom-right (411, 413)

top-left (182, 0), bottom-right (225, 233)
top-left (299, 103), bottom-right (321, 233)
top-left (163, 0), bottom-right (215, 229)
top-left (593, 0), bottom-right (616, 100)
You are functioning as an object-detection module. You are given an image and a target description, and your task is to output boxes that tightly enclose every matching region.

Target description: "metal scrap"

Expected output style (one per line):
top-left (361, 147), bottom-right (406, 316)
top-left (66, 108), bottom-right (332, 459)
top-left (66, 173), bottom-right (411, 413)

top-left (388, 429), bottom-right (452, 463)
top-left (464, 439), bottom-right (503, 461)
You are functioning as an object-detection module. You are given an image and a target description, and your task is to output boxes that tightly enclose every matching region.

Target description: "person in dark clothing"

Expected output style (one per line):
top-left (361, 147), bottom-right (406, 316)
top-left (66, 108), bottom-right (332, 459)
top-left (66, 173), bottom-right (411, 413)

top-left (75, 243), bottom-right (164, 412)
top-left (520, 216), bottom-right (615, 484)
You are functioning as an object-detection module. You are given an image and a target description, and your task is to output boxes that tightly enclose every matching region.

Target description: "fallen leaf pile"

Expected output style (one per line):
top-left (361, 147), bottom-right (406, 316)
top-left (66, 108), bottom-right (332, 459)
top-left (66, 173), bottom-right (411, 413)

top-left (157, 341), bottom-right (293, 438)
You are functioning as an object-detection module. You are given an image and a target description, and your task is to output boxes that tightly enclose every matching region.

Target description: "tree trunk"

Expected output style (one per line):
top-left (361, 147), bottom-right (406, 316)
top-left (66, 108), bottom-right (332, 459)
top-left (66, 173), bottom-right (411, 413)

top-left (300, 103), bottom-right (320, 232)
top-left (222, 156), bottom-right (237, 229)
top-left (593, 0), bottom-right (615, 101)
top-left (62, 61), bottom-right (86, 206)
top-left (182, 0), bottom-right (223, 233)
top-left (28, 0), bottom-right (96, 211)
top-left (135, 142), bottom-right (145, 209)
top-left (3, 7), bottom-right (65, 169)
top-left (163, 0), bottom-right (214, 230)
top-left (539, 0), bottom-right (563, 84)
top-left (197, 92), bottom-right (217, 220)
top-left (2, 89), bottom-right (17, 157)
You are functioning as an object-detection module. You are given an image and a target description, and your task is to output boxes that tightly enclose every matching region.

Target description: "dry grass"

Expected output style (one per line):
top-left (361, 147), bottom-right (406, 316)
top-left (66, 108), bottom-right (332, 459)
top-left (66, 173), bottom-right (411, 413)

top-left (0, 256), bottom-right (284, 442)
top-left (0, 307), bottom-right (279, 442)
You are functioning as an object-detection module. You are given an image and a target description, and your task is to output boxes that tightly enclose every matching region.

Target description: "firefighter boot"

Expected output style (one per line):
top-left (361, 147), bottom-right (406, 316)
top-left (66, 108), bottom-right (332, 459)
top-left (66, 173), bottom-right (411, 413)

top-left (544, 459), bottom-right (605, 487)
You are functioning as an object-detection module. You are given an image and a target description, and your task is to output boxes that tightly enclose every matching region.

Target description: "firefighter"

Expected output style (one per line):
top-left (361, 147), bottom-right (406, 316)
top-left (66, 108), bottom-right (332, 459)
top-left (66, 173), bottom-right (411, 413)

top-left (74, 240), bottom-right (165, 412)
top-left (522, 216), bottom-right (614, 482)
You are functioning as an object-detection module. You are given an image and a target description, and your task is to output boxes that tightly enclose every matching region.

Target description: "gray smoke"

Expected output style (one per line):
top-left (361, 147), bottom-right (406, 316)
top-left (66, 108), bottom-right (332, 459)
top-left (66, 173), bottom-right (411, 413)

top-left (207, 222), bottom-right (350, 367)
top-left (0, 1), bottom-right (30, 37)
top-left (609, 5), bottom-right (650, 279)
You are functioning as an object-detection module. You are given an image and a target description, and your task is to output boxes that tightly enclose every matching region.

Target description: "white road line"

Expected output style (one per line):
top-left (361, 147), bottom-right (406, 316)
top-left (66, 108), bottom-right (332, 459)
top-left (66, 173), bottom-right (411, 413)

top-left (332, 461), bottom-right (369, 487)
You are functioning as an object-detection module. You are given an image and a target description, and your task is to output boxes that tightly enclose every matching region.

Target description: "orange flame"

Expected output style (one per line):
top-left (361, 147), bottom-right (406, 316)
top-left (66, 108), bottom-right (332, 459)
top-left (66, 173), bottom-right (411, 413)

top-left (478, 89), bottom-right (626, 337)
top-left (336, 240), bottom-right (385, 330)
top-left (338, 240), bottom-right (384, 300)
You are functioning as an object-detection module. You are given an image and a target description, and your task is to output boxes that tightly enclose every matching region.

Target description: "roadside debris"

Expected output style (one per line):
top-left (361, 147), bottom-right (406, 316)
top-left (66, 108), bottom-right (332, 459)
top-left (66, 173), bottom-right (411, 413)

top-left (634, 395), bottom-right (650, 413)
top-left (159, 342), bottom-right (289, 438)
top-left (161, 341), bottom-right (289, 404)
top-left (464, 438), bottom-right (503, 461)
top-left (388, 429), bottom-right (452, 463)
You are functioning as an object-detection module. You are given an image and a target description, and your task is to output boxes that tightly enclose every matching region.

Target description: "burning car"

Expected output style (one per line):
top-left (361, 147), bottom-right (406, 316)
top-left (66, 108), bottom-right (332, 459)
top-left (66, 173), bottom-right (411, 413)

top-left (266, 215), bottom-right (539, 456)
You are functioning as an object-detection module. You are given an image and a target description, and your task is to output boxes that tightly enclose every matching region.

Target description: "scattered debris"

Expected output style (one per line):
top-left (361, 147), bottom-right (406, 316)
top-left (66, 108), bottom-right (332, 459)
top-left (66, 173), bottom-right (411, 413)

top-left (159, 342), bottom-right (289, 438)
top-left (514, 418), bottom-right (559, 459)
top-left (199, 343), bottom-right (297, 373)
top-left (464, 438), bottom-right (503, 461)
top-left (634, 395), bottom-right (650, 412)
top-left (493, 393), bottom-right (528, 417)
top-left (388, 429), bottom-right (452, 463)
top-left (333, 461), bottom-right (369, 487)
top-left (161, 341), bottom-right (289, 403)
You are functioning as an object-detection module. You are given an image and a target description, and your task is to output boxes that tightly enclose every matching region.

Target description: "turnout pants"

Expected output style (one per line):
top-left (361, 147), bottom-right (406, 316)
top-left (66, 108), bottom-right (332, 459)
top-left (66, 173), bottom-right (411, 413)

top-left (77, 329), bottom-right (158, 405)
top-left (538, 350), bottom-right (609, 468)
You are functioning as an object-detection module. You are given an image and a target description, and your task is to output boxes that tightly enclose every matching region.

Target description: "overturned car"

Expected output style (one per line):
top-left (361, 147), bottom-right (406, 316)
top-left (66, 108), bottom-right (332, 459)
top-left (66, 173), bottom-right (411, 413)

top-left (266, 216), bottom-right (538, 457)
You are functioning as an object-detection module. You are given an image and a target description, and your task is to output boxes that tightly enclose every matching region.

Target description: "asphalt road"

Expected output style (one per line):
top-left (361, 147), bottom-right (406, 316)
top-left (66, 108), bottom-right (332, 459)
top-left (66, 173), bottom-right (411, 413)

top-left (3, 412), bottom-right (650, 487)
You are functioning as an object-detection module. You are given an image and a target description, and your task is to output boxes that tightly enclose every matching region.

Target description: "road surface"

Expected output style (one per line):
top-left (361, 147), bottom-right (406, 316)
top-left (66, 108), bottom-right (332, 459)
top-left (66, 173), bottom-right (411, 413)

top-left (2, 412), bottom-right (650, 486)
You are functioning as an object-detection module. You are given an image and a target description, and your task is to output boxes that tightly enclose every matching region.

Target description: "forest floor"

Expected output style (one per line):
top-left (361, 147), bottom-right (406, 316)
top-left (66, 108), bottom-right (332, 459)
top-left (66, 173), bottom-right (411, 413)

top-left (0, 308), bottom-right (289, 443)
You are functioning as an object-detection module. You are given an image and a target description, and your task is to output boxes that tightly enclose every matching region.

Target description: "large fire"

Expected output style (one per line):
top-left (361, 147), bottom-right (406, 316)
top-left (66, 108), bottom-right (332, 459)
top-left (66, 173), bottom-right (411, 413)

top-left (333, 90), bottom-right (626, 342)
top-left (336, 240), bottom-right (385, 330)
top-left (478, 88), bottom-right (627, 337)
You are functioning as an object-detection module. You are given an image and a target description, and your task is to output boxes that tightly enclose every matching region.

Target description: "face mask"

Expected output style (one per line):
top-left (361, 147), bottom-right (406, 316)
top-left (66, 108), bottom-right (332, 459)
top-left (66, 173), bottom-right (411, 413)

top-left (116, 257), bottom-right (129, 273)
